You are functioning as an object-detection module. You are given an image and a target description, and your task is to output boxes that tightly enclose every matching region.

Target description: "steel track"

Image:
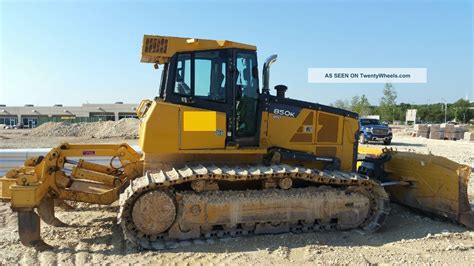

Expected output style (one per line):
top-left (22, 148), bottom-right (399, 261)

top-left (118, 164), bottom-right (390, 250)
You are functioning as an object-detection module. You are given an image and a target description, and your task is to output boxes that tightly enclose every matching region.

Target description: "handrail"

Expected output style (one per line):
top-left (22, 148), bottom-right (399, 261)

top-left (136, 99), bottom-right (153, 118)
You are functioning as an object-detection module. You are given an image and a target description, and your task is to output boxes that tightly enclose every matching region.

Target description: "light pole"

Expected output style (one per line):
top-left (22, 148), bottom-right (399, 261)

top-left (441, 98), bottom-right (447, 123)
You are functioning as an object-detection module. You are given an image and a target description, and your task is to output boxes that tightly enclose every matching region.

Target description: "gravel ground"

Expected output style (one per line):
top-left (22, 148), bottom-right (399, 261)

top-left (0, 132), bottom-right (473, 265)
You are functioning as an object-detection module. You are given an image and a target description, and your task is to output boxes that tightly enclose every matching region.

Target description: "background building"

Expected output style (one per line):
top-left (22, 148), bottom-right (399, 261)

top-left (0, 102), bottom-right (138, 128)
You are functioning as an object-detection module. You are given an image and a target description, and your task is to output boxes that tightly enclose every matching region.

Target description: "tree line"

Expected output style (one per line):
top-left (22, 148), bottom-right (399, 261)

top-left (331, 83), bottom-right (473, 124)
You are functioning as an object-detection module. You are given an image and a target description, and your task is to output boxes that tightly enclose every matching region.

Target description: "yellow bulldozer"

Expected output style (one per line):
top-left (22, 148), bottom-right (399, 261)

top-left (0, 35), bottom-right (472, 251)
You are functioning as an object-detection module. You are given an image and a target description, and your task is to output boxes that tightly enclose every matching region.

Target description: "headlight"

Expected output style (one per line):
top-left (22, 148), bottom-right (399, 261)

top-left (368, 127), bottom-right (373, 133)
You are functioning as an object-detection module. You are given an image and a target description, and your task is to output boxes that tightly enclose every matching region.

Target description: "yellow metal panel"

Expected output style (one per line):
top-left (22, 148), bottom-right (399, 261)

top-left (180, 107), bottom-right (226, 150)
top-left (341, 117), bottom-right (359, 171)
top-left (10, 186), bottom-right (37, 208)
top-left (315, 146), bottom-right (339, 157)
top-left (141, 35), bottom-right (256, 64)
top-left (259, 111), bottom-right (269, 147)
top-left (316, 111), bottom-right (343, 144)
top-left (183, 111), bottom-right (217, 131)
top-left (139, 101), bottom-right (180, 153)
top-left (178, 148), bottom-right (267, 154)
top-left (0, 178), bottom-right (16, 201)
top-left (265, 107), bottom-right (356, 171)
top-left (358, 146), bottom-right (384, 155)
top-left (266, 109), bottom-right (313, 147)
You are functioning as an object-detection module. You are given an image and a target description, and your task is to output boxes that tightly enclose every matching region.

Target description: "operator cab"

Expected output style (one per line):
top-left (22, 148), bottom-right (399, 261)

top-left (159, 49), bottom-right (260, 146)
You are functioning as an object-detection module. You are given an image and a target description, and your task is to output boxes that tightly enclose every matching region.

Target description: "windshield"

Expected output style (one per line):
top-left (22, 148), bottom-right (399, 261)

top-left (360, 119), bottom-right (381, 126)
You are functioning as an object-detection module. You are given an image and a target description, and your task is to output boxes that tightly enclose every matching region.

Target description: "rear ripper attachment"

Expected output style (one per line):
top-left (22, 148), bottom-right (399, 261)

top-left (118, 164), bottom-right (390, 250)
top-left (0, 143), bottom-right (143, 250)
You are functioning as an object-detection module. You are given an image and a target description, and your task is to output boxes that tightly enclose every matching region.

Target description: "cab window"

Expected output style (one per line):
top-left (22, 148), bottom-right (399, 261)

top-left (174, 53), bottom-right (191, 96)
top-left (235, 52), bottom-right (259, 137)
top-left (173, 51), bottom-right (227, 102)
top-left (235, 52), bottom-right (258, 97)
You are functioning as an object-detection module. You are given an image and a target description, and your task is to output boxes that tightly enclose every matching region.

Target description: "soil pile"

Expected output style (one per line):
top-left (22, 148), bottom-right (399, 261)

top-left (28, 118), bottom-right (140, 139)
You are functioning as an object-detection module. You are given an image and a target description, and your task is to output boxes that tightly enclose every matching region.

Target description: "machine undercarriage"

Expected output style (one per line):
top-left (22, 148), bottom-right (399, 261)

top-left (118, 164), bottom-right (389, 249)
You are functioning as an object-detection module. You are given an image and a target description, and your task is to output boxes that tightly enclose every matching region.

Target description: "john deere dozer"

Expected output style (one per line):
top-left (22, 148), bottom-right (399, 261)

top-left (0, 35), bottom-right (472, 250)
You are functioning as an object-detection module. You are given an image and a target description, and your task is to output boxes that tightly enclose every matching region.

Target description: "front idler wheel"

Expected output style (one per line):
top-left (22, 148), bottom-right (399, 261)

top-left (131, 190), bottom-right (177, 235)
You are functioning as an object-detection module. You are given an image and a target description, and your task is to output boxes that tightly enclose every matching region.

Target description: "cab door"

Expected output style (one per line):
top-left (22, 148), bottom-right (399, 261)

top-left (179, 106), bottom-right (227, 150)
top-left (233, 50), bottom-right (260, 146)
top-left (168, 50), bottom-right (230, 150)
top-left (165, 49), bottom-right (261, 149)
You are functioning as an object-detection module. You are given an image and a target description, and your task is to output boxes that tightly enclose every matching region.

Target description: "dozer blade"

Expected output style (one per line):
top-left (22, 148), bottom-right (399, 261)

top-left (359, 147), bottom-right (474, 228)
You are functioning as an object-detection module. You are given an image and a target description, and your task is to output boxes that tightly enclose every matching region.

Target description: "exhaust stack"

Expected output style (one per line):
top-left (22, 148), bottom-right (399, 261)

top-left (262, 54), bottom-right (278, 95)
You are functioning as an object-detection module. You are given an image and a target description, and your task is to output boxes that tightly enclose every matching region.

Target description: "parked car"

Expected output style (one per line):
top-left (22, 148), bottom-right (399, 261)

top-left (359, 118), bottom-right (392, 145)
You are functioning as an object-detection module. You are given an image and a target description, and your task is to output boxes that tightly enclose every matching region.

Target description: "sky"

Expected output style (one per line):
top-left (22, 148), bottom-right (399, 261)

top-left (0, 0), bottom-right (472, 106)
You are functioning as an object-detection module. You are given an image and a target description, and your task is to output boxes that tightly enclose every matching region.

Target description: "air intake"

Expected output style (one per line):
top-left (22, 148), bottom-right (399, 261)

top-left (275, 85), bottom-right (288, 99)
top-left (144, 37), bottom-right (168, 53)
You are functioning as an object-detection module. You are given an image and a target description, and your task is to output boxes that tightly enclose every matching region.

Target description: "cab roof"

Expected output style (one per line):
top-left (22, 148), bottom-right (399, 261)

top-left (141, 35), bottom-right (257, 64)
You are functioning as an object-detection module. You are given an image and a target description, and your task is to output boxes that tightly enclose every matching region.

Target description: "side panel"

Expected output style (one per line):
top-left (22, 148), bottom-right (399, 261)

top-left (139, 101), bottom-right (226, 153)
top-left (342, 117), bottom-right (359, 170)
top-left (180, 107), bottom-right (227, 150)
top-left (140, 100), bottom-right (265, 172)
top-left (139, 101), bottom-right (180, 153)
top-left (263, 105), bottom-right (357, 171)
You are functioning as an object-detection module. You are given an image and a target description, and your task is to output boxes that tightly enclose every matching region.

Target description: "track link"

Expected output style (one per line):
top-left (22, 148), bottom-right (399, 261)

top-left (118, 164), bottom-right (390, 250)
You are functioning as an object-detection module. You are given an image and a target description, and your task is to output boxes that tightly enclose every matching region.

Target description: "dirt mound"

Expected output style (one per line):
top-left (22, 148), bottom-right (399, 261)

top-left (28, 118), bottom-right (140, 139)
